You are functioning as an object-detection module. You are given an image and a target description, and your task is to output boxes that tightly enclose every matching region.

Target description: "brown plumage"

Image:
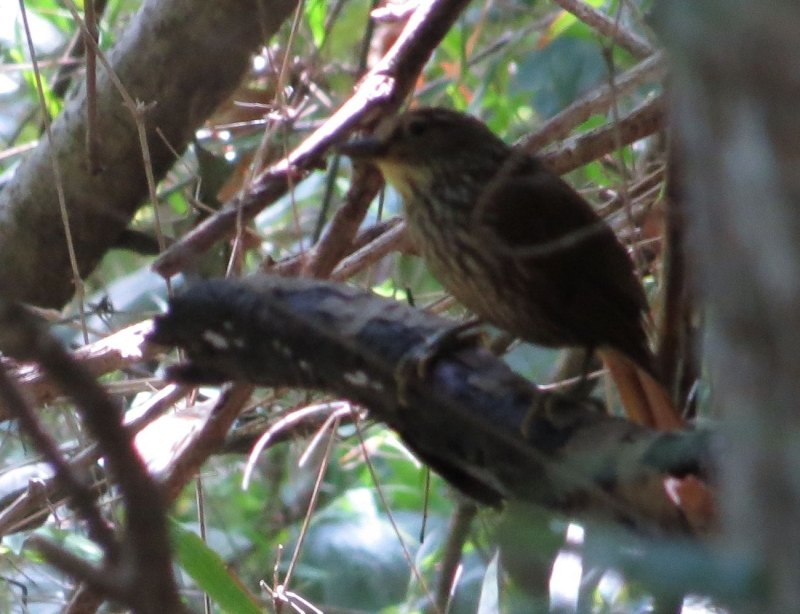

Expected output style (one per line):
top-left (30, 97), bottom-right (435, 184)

top-left (338, 107), bottom-right (682, 430)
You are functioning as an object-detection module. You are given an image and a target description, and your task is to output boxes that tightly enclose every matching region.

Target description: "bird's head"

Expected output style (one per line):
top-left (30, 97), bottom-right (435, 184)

top-left (337, 108), bottom-right (509, 198)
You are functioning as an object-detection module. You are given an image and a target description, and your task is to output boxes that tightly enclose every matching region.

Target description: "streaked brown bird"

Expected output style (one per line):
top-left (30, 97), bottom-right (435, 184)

top-left (338, 107), bottom-right (682, 430)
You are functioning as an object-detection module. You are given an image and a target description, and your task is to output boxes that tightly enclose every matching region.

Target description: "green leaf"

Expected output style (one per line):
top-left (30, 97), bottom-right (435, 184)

top-left (172, 520), bottom-right (263, 614)
top-left (371, 279), bottom-right (408, 302)
top-left (305, 0), bottom-right (328, 48)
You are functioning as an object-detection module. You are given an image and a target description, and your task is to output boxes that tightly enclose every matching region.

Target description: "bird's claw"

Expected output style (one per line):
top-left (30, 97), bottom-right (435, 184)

top-left (394, 319), bottom-right (487, 406)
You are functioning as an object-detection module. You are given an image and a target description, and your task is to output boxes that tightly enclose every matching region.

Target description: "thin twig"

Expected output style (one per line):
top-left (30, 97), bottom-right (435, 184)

top-left (18, 0), bottom-right (88, 343)
top-left (331, 219), bottom-right (413, 280)
top-left (268, 217), bottom-right (402, 277)
top-left (84, 0), bottom-right (100, 174)
top-left (281, 414), bottom-right (341, 590)
top-left (0, 365), bottom-right (117, 553)
top-left (352, 413), bottom-right (441, 614)
top-left (540, 93), bottom-right (666, 175)
top-left (312, 153), bottom-right (341, 243)
top-left (61, 0), bottom-right (172, 287)
top-left (230, 1), bottom-right (308, 278)
top-left (310, 0), bottom-right (380, 246)
top-left (431, 497), bottom-right (478, 614)
top-left (551, 0), bottom-right (654, 58)
top-left (305, 163), bottom-right (385, 278)
top-left (522, 52), bottom-right (665, 152)
top-left (602, 45), bottom-right (646, 277)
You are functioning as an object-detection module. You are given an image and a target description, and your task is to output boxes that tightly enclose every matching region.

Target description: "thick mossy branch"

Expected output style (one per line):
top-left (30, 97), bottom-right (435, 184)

top-left (150, 275), bottom-right (712, 534)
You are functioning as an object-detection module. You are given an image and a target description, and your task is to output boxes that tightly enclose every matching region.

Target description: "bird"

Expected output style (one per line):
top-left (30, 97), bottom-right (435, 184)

top-left (337, 107), bottom-right (683, 431)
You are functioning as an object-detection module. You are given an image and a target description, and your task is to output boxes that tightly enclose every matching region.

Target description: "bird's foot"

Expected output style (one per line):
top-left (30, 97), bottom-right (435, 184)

top-left (394, 318), bottom-right (486, 405)
top-left (520, 393), bottom-right (555, 439)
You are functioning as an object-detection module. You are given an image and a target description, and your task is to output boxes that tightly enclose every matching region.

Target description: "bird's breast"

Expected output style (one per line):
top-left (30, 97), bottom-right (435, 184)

top-left (403, 193), bottom-right (575, 346)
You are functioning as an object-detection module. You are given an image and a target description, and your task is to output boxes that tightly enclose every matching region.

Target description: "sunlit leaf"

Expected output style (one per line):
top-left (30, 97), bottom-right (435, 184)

top-left (305, 0), bottom-right (328, 48)
top-left (372, 278), bottom-right (409, 302)
top-left (172, 520), bottom-right (263, 614)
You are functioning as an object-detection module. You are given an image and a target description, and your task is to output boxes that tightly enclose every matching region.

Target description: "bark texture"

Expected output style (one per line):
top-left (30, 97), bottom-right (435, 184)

top-left (0, 0), bottom-right (297, 307)
top-left (150, 275), bottom-right (713, 533)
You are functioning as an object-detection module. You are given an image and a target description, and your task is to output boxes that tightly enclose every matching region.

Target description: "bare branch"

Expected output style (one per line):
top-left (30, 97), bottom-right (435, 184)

top-left (541, 94), bottom-right (666, 175)
top-left (551, 0), bottom-right (655, 59)
top-left (0, 320), bottom-right (157, 422)
top-left (304, 163), bottom-right (385, 278)
top-left (523, 52), bottom-right (665, 152)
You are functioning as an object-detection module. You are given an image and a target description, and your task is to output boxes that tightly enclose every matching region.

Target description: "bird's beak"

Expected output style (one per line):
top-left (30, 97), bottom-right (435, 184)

top-left (336, 136), bottom-right (389, 160)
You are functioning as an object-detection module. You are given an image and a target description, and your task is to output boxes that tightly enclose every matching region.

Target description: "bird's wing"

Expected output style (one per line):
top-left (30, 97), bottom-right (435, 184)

top-left (475, 165), bottom-right (654, 367)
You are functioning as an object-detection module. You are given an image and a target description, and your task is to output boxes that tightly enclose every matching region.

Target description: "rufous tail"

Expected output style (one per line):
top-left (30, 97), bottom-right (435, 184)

top-left (598, 348), bottom-right (684, 431)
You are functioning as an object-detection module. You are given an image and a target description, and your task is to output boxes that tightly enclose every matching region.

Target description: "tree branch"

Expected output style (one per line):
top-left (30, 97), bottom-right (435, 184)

top-left (0, 319), bottom-right (157, 422)
top-left (0, 0), bottom-right (298, 307)
top-left (523, 52), bottom-right (665, 152)
top-left (540, 93), bottom-right (666, 175)
top-left (0, 302), bottom-right (186, 613)
top-left (551, 0), bottom-right (655, 59)
top-left (150, 275), bottom-right (713, 534)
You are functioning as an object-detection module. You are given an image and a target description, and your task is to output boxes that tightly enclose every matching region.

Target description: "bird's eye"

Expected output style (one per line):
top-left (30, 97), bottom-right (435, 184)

top-left (406, 120), bottom-right (428, 137)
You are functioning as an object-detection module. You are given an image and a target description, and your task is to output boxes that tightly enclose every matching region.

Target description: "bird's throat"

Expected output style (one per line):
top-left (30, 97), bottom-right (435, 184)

top-left (376, 161), bottom-right (435, 202)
